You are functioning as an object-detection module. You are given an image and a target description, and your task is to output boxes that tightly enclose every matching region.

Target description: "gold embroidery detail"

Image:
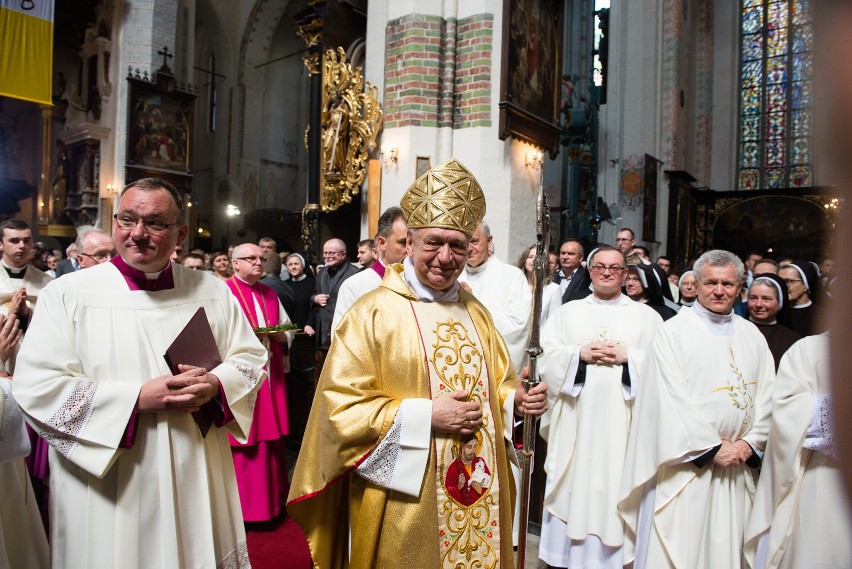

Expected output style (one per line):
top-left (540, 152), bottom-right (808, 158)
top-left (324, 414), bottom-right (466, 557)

top-left (420, 309), bottom-right (501, 568)
top-left (711, 348), bottom-right (758, 432)
top-left (430, 318), bottom-right (483, 397)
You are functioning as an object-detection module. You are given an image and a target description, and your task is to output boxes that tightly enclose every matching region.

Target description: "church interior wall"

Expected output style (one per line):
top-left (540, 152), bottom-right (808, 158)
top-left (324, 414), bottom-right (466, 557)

top-left (711, 0), bottom-right (740, 191)
top-left (258, 16), bottom-right (308, 214)
top-left (192, 0), bottom-right (235, 248)
top-left (367, 0), bottom-right (544, 262)
top-left (2, 0), bottom-right (826, 259)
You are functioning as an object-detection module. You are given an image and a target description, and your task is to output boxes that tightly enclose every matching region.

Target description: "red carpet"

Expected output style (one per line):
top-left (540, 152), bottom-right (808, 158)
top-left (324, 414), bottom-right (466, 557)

top-left (246, 514), bottom-right (312, 569)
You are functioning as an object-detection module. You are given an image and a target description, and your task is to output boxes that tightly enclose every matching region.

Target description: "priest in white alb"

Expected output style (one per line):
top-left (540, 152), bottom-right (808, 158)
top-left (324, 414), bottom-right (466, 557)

top-left (0, 317), bottom-right (48, 569)
top-left (13, 178), bottom-right (267, 569)
top-left (744, 332), bottom-right (852, 569)
top-left (619, 249), bottom-right (775, 569)
top-left (459, 221), bottom-right (532, 374)
top-left (538, 245), bottom-right (662, 568)
top-left (287, 159), bottom-right (548, 569)
top-left (329, 206), bottom-right (409, 335)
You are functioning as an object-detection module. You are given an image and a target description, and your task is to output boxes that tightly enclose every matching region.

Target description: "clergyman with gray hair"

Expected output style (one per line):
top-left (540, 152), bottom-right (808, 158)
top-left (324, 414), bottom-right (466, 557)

top-left (619, 249), bottom-right (775, 569)
top-left (329, 206), bottom-right (409, 335)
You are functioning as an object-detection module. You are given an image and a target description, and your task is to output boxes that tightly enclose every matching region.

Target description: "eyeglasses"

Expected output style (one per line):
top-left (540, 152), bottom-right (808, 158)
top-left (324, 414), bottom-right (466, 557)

top-left (624, 276), bottom-right (642, 283)
top-left (79, 251), bottom-right (113, 262)
top-left (590, 264), bottom-right (625, 274)
top-left (114, 213), bottom-right (181, 234)
top-left (235, 256), bottom-right (263, 265)
top-left (322, 251), bottom-right (344, 256)
top-left (783, 278), bottom-right (803, 285)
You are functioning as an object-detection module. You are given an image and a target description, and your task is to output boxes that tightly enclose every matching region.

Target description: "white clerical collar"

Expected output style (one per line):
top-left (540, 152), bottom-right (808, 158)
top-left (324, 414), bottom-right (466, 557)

top-left (680, 299), bottom-right (695, 307)
top-left (693, 300), bottom-right (735, 336)
top-left (290, 274), bottom-right (307, 282)
top-left (1, 260), bottom-right (27, 273)
top-left (591, 293), bottom-right (623, 305)
top-left (793, 300), bottom-right (813, 309)
top-left (145, 268), bottom-right (166, 279)
top-left (234, 275), bottom-right (258, 286)
top-left (402, 257), bottom-right (459, 303)
top-left (465, 256), bottom-right (491, 276)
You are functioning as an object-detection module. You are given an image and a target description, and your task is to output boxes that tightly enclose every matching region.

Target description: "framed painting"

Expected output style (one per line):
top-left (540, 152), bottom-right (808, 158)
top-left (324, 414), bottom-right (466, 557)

top-left (125, 75), bottom-right (194, 174)
top-left (498, 0), bottom-right (563, 158)
top-left (416, 156), bottom-right (431, 178)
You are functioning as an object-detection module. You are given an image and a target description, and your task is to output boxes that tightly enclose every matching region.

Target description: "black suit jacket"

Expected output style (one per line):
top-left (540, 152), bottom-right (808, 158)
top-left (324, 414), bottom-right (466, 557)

top-left (553, 266), bottom-right (592, 304)
top-left (312, 262), bottom-right (359, 345)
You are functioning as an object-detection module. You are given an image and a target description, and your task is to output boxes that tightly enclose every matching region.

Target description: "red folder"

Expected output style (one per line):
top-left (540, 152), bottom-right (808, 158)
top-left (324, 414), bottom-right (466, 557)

top-left (163, 307), bottom-right (222, 436)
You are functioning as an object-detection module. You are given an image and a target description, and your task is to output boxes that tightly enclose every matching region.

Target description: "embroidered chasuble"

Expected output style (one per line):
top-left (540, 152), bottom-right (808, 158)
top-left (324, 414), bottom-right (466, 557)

top-left (12, 261), bottom-right (268, 569)
top-left (744, 334), bottom-right (852, 569)
top-left (410, 301), bottom-right (503, 567)
top-left (288, 264), bottom-right (519, 569)
top-left (618, 306), bottom-right (774, 569)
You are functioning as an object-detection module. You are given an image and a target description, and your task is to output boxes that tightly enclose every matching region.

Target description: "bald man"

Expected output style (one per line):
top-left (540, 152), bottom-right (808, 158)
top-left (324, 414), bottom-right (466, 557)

top-left (227, 243), bottom-right (294, 522)
top-left (311, 238), bottom-right (358, 345)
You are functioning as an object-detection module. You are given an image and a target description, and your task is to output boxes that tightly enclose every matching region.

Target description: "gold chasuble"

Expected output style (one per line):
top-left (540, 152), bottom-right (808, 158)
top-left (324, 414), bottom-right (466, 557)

top-left (411, 301), bottom-right (503, 567)
top-left (287, 265), bottom-right (518, 569)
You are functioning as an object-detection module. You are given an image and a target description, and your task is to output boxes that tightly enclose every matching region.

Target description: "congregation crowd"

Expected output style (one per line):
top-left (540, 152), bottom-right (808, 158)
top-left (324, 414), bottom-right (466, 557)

top-left (0, 163), bottom-right (845, 569)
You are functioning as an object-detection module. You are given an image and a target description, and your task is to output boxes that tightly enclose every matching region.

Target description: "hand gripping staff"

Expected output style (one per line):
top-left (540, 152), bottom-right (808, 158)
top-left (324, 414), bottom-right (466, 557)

top-left (516, 169), bottom-right (549, 569)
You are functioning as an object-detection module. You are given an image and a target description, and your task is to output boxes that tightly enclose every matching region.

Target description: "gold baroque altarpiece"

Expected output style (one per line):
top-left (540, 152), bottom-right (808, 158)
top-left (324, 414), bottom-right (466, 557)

top-left (319, 47), bottom-right (382, 212)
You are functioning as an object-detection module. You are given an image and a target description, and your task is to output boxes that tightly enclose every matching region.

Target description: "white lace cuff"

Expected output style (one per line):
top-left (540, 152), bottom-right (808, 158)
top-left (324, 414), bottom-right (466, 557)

top-left (224, 358), bottom-right (264, 413)
top-left (355, 398), bottom-right (431, 496)
top-left (41, 381), bottom-right (100, 459)
top-left (804, 394), bottom-right (837, 458)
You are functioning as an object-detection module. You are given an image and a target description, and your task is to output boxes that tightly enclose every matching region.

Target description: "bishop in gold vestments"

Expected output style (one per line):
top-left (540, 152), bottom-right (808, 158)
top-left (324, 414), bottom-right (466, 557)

top-left (287, 159), bottom-right (547, 569)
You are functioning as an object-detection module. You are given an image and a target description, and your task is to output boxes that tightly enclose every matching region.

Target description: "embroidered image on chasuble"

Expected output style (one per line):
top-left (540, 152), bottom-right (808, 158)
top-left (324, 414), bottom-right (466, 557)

top-left (412, 302), bottom-right (503, 569)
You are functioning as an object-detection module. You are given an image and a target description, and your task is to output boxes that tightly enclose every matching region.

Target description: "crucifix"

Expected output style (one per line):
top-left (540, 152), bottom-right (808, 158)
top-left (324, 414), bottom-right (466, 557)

top-left (157, 46), bottom-right (174, 73)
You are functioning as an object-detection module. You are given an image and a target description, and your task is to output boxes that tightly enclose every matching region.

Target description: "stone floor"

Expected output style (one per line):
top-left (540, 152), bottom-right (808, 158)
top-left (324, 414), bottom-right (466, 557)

top-left (519, 531), bottom-right (549, 569)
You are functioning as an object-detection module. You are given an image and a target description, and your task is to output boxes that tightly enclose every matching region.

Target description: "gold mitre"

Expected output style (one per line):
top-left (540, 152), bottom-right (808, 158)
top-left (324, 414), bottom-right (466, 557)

top-left (400, 158), bottom-right (486, 236)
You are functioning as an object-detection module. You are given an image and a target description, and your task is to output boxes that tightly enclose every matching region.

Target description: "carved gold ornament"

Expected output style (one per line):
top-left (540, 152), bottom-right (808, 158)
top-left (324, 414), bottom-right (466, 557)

top-left (320, 47), bottom-right (383, 212)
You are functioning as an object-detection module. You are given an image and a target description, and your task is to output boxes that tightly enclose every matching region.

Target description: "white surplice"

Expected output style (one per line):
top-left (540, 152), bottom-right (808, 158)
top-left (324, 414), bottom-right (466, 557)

top-left (619, 303), bottom-right (775, 569)
top-left (329, 265), bottom-right (382, 335)
top-left (0, 377), bottom-right (49, 569)
top-left (12, 262), bottom-right (268, 569)
top-left (744, 333), bottom-right (852, 569)
top-left (537, 294), bottom-right (662, 568)
top-left (0, 263), bottom-right (53, 373)
top-left (460, 256), bottom-right (532, 373)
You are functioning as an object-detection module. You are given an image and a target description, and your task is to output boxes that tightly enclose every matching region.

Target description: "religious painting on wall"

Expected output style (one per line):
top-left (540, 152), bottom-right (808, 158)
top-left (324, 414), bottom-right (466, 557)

top-left (125, 76), bottom-right (194, 174)
top-left (498, 0), bottom-right (563, 158)
top-left (416, 156), bottom-right (431, 178)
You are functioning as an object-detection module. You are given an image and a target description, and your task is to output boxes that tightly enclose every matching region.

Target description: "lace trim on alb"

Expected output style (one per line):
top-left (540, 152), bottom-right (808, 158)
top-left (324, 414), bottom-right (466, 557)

top-left (356, 409), bottom-right (403, 488)
top-left (804, 394), bottom-right (837, 459)
top-left (216, 540), bottom-right (251, 569)
top-left (41, 381), bottom-right (100, 459)
top-left (224, 359), bottom-right (263, 413)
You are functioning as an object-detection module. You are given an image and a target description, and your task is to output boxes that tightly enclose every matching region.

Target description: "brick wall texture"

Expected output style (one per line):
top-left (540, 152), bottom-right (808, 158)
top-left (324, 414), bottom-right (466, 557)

top-left (384, 13), bottom-right (494, 129)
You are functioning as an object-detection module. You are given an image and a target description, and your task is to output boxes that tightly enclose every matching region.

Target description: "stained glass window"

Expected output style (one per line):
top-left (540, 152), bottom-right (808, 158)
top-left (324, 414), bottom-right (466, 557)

top-left (738, 0), bottom-right (812, 190)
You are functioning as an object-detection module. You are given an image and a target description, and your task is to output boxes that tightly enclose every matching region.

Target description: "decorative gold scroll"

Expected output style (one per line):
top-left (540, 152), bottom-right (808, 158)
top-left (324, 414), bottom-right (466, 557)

top-left (320, 47), bottom-right (383, 212)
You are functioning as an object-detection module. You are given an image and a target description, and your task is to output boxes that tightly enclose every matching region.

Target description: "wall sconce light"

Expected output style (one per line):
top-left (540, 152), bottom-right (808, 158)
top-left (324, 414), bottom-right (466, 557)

top-left (381, 143), bottom-right (399, 164)
top-left (526, 149), bottom-right (544, 169)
